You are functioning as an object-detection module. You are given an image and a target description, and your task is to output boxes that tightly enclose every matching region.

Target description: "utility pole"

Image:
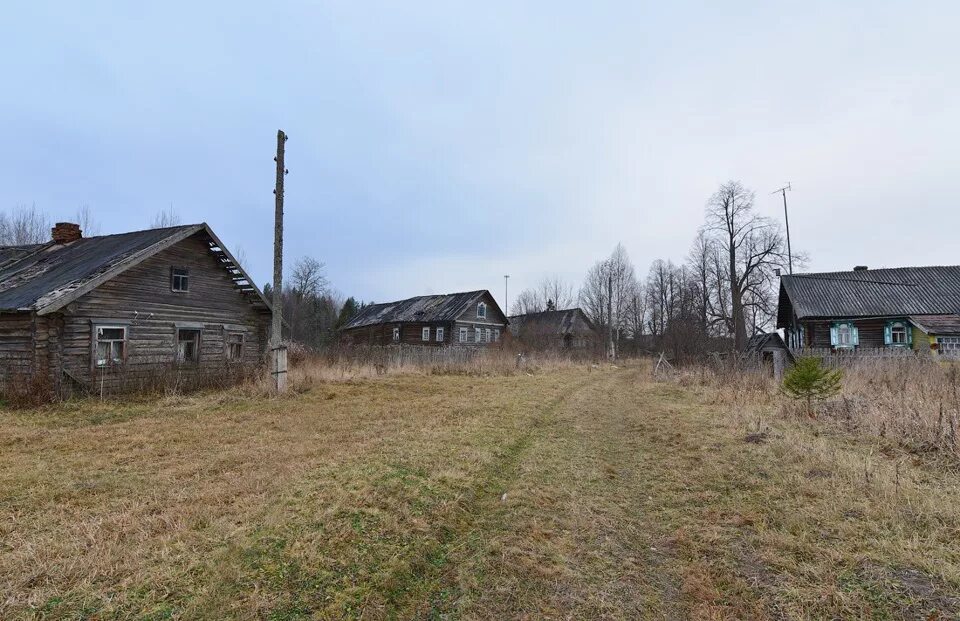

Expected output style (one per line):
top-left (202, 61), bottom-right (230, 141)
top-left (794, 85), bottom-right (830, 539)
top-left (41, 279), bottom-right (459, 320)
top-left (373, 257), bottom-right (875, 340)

top-left (772, 183), bottom-right (793, 274)
top-left (607, 273), bottom-right (615, 360)
top-left (504, 275), bottom-right (509, 314)
top-left (271, 130), bottom-right (289, 391)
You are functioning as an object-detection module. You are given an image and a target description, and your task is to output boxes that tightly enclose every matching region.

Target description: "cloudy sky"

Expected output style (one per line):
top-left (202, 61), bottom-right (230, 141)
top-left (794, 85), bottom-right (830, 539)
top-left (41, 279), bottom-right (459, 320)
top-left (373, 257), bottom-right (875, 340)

top-left (1, 2), bottom-right (957, 309)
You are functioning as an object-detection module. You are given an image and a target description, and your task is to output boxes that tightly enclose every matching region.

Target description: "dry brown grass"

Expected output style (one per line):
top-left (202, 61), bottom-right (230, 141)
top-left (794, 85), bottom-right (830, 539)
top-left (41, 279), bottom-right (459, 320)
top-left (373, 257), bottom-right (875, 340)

top-left (678, 356), bottom-right (960, 458)
top-left (1, 360), bottom-right (959, 619)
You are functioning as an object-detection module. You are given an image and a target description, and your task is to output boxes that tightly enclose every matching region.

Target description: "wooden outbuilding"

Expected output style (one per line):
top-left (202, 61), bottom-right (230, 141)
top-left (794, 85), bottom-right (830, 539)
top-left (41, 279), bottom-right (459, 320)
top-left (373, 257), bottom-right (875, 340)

top-left (508, 307), bottom-right (600, 350)
top-left (0, 222), bottom-right (271, 396)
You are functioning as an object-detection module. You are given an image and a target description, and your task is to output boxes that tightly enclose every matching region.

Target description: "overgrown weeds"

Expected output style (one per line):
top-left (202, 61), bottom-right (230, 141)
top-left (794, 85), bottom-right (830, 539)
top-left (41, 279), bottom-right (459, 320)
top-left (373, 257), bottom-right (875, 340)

top-left (672, 355), bottom-right (960, 459)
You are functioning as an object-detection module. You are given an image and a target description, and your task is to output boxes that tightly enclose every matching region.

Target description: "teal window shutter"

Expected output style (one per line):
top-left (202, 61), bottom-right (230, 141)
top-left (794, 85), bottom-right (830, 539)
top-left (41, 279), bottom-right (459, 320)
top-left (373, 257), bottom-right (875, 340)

top-left (907, 323), bottom-right (913, 346)
top-left (851, 324), bottom-right (860, 346)
top-left (884, 323), bottom-right (892, 346)
top-left (830, 324), bottom-right (838, 346)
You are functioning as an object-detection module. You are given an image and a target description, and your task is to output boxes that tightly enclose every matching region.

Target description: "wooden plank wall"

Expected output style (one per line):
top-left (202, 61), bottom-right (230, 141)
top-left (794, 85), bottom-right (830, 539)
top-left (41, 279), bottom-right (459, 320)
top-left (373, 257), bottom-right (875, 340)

top-left (342, 321), bottom-right (455, 347)
top-left (0, 313), bottom-right (34, 384)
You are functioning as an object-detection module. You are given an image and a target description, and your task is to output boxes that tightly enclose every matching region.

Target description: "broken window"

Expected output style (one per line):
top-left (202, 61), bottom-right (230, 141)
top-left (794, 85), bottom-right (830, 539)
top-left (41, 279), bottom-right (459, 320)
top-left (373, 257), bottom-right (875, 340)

top-left (177, 328), bottom-right (201, 363)
top-left (393, 327), bottom-right (400, 341)
top-left (226, 332), bottom-right (243, 360)
top-left (171, 267), bottom-right (189, 292)
top-left (459, 327), bottom-right (467, 343)
top-left (95, 326), bottom-right (126, 368)
top-left (436, 327), bottom-right (444, 342)
top-left (477, 302), bottom-right (487, 319)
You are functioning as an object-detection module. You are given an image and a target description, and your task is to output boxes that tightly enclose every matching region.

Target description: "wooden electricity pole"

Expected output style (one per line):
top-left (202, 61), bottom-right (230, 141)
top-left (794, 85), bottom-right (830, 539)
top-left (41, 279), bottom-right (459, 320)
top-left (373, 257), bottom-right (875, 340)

top-left (271, 130), bottom-right (288, 391)
top-left (607, 273), bottom-right (615, 360)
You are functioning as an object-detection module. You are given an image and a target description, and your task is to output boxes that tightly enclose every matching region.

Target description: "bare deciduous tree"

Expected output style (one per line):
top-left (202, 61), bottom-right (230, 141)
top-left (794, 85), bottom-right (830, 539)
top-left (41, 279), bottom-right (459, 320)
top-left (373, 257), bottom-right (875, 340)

top-left (290, 257), bottom-right (327, 299)
top-left (704, 181), bottom-right (789, 350)
top-left (232, 244), bottom-right (249, 272)
top-left (0, 204), bottom-right (50, 245)
top-left (509, 276), bottom-right (576, 315)
top-left (75, 204), bottom-right (101, 237)
top-left (579, 243), bottom-right (638, 356)
top-left (151, 205), bottom-right (181, 228)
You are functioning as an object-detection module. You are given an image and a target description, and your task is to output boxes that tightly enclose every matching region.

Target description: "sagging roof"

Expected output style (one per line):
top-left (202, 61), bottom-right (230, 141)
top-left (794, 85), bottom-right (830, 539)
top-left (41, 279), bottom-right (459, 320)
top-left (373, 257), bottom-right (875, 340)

top-left (342, 290), bottom-right (503, 330)
top-left (909, 314), bottom-right (960, 336)
top-left (508, 308), bottom-right (596, 336)
top-left (777, 266), bottom-right (960, 327)
top-left (0, 223), bottom-right (270, 314)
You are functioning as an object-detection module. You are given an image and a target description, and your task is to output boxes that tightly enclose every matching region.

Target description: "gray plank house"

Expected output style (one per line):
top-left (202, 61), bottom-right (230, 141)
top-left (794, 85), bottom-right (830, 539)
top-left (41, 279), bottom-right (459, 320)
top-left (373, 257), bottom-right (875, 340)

top-left (0, 222), bottom-right (271, 395)
top-left (340, 290), bottom-right (508, 346)
top-left (777, 265), bottom-right (960, 358)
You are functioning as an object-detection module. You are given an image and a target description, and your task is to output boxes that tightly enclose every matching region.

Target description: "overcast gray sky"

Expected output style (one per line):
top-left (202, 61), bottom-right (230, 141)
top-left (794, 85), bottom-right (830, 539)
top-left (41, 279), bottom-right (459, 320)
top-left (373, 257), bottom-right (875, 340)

top-left (1, 1), bottom-right (957, 308)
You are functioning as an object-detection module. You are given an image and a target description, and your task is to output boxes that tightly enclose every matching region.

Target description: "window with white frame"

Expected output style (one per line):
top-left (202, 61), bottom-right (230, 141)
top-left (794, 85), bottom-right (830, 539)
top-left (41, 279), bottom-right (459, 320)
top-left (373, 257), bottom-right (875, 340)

top-left (393, 327), bottom-right (400, 341)
top-left (477, 302), bottom-right (486, 319)
top-left (459, 327), bottom-right (467, 343)
top-left (422, 327), bottom-right (430, 341)
top-left (485, 328), bottom-right (491, 343)
top-left (177, 328), bottom-right (201, 363)
top-left (831, 322), bottom-right (857, 348)
top-left (493, 329), bottom-right (500, 342)
top-left (94, 326), bottom-right (126, 368)
top-left (436, 327), bottom-right (444, 342)
top-left (475, 327), bottom-right (482, 343)
top-left (171, 267), bottom-right (189, 292)
top-left (886, 321), bottom-right (910, 346)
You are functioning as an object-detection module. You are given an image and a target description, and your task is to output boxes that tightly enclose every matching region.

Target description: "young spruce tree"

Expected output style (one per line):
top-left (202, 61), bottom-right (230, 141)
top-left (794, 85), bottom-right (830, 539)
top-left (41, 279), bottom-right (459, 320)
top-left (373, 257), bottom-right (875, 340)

top-left (781, 357), bottom-right (843, 418)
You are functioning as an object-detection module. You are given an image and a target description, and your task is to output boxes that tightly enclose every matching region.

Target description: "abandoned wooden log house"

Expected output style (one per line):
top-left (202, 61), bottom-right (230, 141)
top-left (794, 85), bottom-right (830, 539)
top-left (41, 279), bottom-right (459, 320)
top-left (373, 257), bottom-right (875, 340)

top-left (777, 265), bottom-right (960, 358)
top-left (340, 290), bottom-right (508, 346)
top-left (0, 222), bottom-right (271, 396)
top-left (508, 307), bottom-right (600, 350)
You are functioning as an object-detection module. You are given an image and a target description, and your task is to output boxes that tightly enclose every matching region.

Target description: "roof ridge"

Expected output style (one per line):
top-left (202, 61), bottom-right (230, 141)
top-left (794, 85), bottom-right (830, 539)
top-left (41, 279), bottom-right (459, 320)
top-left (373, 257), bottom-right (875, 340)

top-left (367, 289), bottom-right (487, 307)
top-left (787, 275), bottom-right (920, 287)
top-left (74, 223), bottom-right (204, 242)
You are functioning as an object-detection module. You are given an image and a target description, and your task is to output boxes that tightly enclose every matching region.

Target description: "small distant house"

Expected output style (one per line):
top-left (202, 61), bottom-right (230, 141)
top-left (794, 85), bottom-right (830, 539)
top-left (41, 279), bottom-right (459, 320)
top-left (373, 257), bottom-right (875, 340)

top-left (340, 290), bottom-right (507, 346)
top-left (745, 331), bottom-right (793, 377)
top-left (0, 222), bottom-right (271, 395)
top-left (508, 307), bottom-right (599, 349)
top-left (777, 265), bottom-right (960, 358)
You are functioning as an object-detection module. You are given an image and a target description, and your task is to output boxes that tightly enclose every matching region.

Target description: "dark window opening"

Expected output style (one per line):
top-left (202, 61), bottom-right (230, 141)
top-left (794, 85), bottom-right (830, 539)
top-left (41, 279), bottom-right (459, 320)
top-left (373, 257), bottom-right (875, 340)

top-left (226, 332), bottom-right (243, 360)
top-left (171, 267), bottom-right (189, 292)
top-left (95, 326), bottom-right (126, 368)
top-left (177, 328), bottom-right (201, 363)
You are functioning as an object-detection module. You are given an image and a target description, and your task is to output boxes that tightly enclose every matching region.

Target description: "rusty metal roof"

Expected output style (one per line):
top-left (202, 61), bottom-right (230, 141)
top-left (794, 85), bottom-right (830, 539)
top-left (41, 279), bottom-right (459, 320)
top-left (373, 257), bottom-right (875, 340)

top-left (342, 290), bottom-right (503, 329)
top-left (0, 224), bottom-right (270, 313)
top-left (777, 266), bottom-right (960, 327)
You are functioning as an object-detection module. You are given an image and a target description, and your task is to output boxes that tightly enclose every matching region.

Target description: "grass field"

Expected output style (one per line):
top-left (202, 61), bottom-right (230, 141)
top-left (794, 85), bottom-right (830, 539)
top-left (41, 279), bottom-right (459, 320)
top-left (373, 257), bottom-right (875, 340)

top-left (2, 363), bottom-right (959, 619)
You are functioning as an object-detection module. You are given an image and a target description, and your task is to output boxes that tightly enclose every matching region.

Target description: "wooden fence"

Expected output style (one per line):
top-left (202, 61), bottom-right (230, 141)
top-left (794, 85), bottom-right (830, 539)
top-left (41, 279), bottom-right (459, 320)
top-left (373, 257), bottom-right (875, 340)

top-left (796, 347), bottom-right (921, 367)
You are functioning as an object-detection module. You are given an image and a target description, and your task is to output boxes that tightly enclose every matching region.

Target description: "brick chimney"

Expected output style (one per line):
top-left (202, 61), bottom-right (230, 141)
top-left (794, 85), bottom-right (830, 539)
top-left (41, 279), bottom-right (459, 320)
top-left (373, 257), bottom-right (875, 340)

top-left (51, 222), bottom-right (82, 244)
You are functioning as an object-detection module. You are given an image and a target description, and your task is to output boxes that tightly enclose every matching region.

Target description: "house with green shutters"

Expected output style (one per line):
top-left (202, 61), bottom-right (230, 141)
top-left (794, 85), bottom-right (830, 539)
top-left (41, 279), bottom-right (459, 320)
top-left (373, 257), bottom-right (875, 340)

top-left (776, 266), bottom-right (960, 358)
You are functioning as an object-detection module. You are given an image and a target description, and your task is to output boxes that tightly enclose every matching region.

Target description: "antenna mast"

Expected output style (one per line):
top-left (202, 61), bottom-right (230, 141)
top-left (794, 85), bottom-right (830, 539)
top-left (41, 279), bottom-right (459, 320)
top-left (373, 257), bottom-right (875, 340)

top-left (772, 182), bottom-right (793, 274)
